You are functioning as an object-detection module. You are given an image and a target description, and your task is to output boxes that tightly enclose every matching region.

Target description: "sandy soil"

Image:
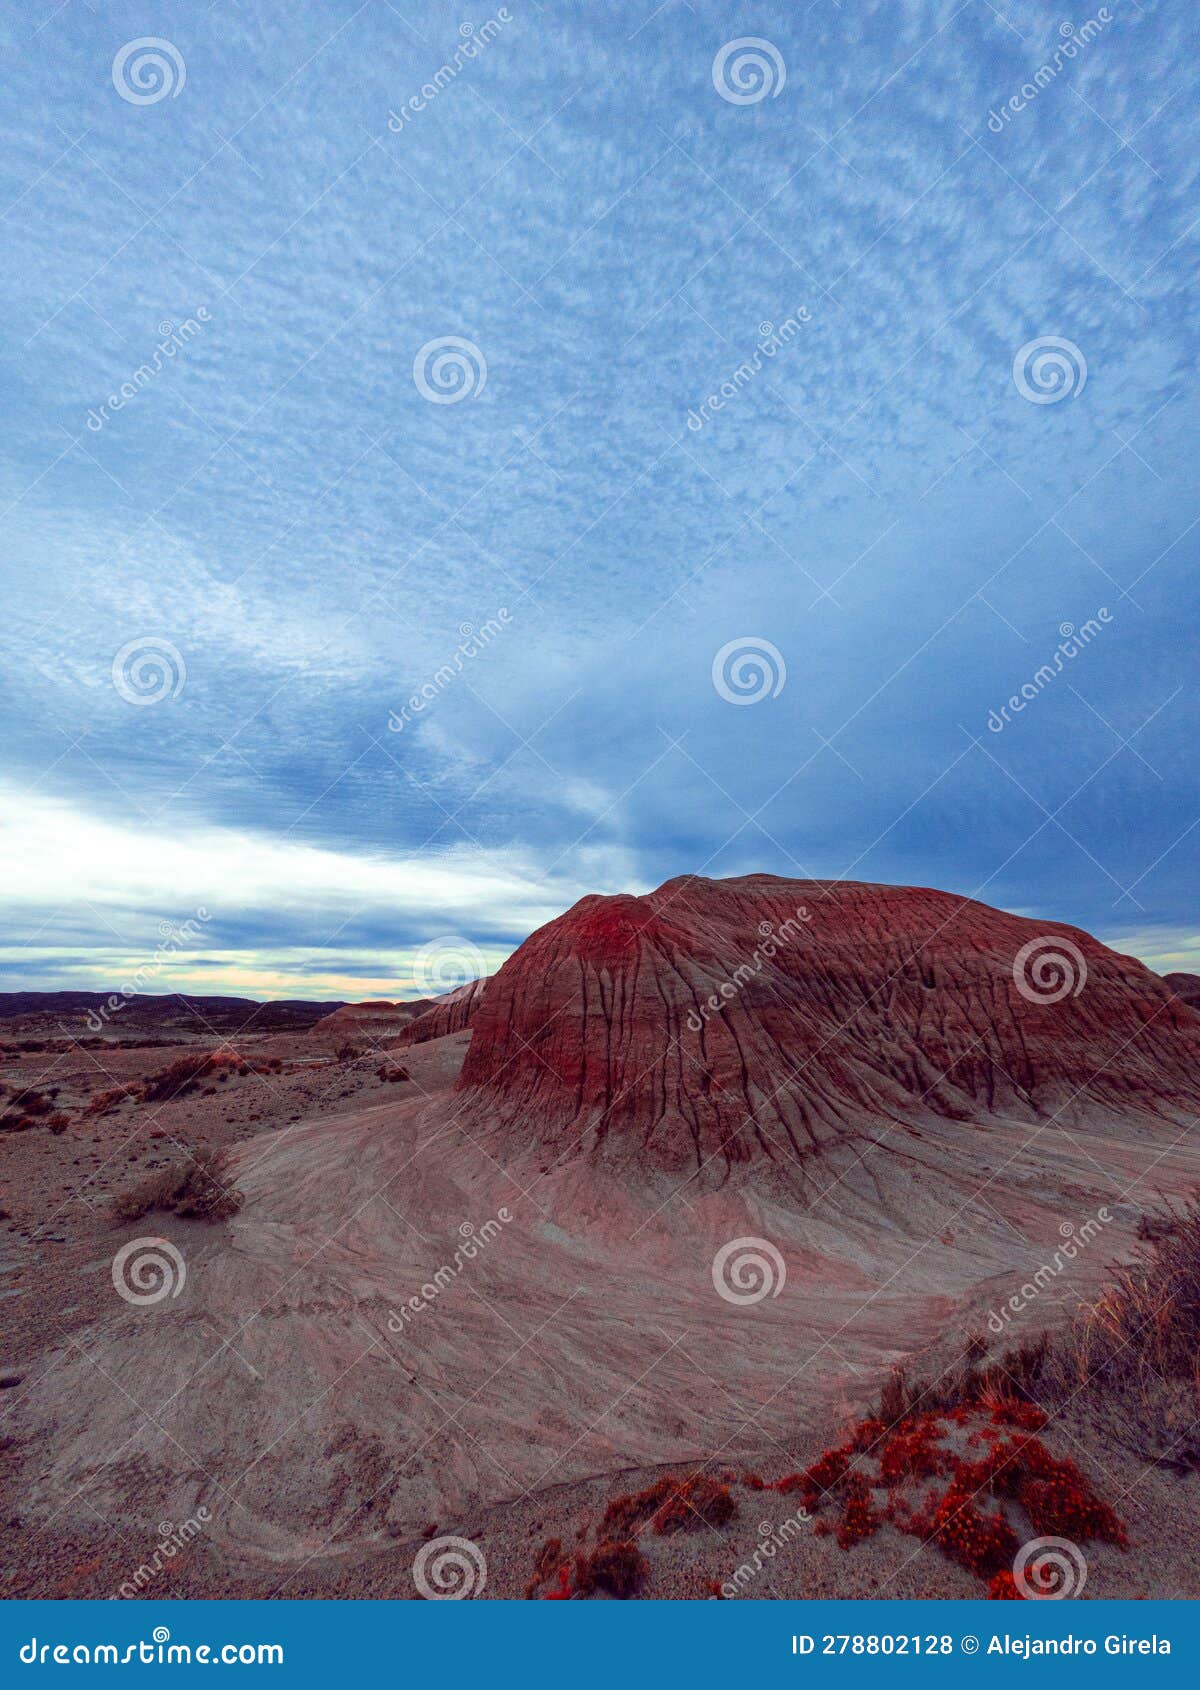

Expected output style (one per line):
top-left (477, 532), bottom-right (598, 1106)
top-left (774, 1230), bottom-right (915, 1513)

top-left (3, 1007), bottom-right (1198, 1601)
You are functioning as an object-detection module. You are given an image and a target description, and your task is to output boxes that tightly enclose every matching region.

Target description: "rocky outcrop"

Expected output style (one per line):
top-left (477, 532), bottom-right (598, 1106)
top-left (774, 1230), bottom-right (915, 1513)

top-left (457, 874), bottom-right (1200, 1185)
top-left (396, 977), bottom-right (488, 1045)
top-left (1164, 971), bottom-right (1200, 1009)
top-left (310, 999), bottom-right (432, 1044)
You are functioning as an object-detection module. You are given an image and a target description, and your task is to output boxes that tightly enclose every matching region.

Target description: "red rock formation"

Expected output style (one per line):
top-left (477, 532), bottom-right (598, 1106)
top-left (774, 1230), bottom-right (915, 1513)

top-left (457, 875), bottom-right (1200, 1187)
top-left (310, 999), bottom-right (432, 1043)
top-left (397, 977), bottom-right (488, 1045)
top-left (1164, 971), bottom-right (1200, 1009)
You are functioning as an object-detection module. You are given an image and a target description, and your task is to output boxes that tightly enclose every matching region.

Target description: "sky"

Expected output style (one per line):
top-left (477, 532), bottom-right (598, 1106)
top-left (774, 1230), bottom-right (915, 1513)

top-left (0, 0), bottom-right (1197, 1000)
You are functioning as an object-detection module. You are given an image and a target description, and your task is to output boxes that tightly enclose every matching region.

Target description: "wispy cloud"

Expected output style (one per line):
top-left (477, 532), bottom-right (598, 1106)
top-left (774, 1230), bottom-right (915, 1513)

top-left (0, 0), bottom-right (1196, 992)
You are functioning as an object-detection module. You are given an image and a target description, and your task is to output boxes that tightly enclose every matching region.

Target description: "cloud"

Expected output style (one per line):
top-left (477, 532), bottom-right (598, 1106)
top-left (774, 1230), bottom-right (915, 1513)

top-left (0, 0), bottom-right (1197, 993)
top-left (0, 784), bottom-right (640, 995)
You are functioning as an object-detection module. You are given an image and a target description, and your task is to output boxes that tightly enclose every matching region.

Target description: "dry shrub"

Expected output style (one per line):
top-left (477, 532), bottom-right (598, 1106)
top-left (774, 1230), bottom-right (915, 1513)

top-left (86, 1083), bottom-right (143, 1115)
top-left (1065, 1197), bottom-right (1200, 1395)
top-left (110, 1148), bottom-right (242, 1223)
top-left (141, 1050), bottom-right (242, 1103)
top-left (16, 1090), bottom-right (53, 1117)
top-left (574, 1539), bottom-right (646, 1598)
top-left (600, 1474), bottom-right (735, 1538)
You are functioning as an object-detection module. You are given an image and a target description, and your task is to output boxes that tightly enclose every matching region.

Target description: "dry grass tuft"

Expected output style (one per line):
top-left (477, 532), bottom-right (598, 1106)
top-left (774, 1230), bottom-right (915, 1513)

top-left (110, 1148), bottom-right (243, 1224)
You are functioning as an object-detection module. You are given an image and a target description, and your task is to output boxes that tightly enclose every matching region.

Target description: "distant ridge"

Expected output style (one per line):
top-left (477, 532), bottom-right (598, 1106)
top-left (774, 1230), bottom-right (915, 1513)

top-left (0, 990), bottom-right (346, 1034)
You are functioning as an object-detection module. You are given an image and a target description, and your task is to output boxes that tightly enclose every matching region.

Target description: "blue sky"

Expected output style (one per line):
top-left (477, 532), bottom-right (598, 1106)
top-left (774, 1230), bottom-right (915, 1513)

top-left (0, 0), bottom-right (1197, 998)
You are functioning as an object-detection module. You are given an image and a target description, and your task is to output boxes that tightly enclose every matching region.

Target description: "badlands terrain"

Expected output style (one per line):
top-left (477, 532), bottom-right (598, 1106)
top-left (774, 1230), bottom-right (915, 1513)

top-left (2, 874), bottom-right (1199, 1600)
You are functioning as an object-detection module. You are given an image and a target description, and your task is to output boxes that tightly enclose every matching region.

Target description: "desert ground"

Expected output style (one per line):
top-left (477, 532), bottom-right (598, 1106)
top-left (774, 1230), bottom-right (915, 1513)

top-left (2, 875), bottom-right (1199, 1601)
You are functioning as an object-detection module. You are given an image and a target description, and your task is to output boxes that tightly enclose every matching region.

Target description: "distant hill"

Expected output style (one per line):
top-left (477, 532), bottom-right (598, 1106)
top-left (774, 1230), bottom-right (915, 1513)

top-left (1164, 971), bottom-right (1200, 1008)
top-left (0, 991), bottom-right (346, 1035)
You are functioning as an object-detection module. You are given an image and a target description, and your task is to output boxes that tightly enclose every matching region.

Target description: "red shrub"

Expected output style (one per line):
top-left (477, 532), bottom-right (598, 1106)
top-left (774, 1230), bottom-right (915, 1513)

top-left (919, 1483), bottom-right (1019, 1578)
top-left (85, 1083), bottom-right (142, 1115)
top-left (878, 1415), bottom-right (948, 1484)
top-left (850, 1417), bottom-right (887, 1454)
top-left (600, 1478), bottom-right (677, 1537)
top-left (1020, 1470), bottom-right (1127, 1547)
top-left (524, 1537), bottom-right (564, 1599)
top-left (542, 1565), bottom-right (572, 1600)
top-left (837, 1471), bottom-right (877, 1549)
top-left (600, 1474), bottom-right (735, 1538)
top-left (988, 1570), bottom-right (1024, 1599)
top-left (653, 1476), bottom-right (736, 1535)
